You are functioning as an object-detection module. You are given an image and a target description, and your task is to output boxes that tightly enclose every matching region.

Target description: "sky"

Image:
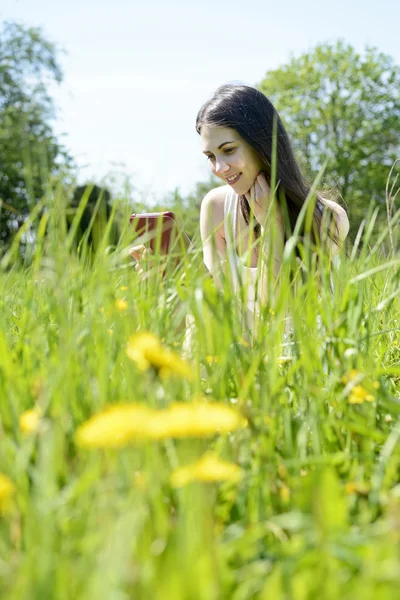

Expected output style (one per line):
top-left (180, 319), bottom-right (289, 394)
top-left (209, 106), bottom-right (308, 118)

top-left (1, 0), bottom-right (400, 204)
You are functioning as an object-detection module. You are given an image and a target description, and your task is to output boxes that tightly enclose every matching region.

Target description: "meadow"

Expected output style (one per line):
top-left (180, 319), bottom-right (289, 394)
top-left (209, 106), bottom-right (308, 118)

top-left (0, 183), bottom-right (399, 600)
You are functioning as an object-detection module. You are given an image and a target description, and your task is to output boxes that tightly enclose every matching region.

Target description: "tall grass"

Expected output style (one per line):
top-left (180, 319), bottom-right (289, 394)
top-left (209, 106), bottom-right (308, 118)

top-left (0, 177), bottom-right (399, 600)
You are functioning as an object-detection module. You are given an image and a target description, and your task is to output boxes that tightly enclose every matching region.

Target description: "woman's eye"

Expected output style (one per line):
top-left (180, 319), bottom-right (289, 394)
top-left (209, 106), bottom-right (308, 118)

top-left (206, 148), bottom-right (234, 161)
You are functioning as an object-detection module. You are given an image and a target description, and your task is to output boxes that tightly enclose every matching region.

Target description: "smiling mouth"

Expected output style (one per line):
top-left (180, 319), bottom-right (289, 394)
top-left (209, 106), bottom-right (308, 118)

top-left (226, 173), bottom-right (242, 184)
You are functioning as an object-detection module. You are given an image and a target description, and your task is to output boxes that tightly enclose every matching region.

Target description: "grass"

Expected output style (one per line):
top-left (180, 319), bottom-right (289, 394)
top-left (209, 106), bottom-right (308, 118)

top-left (0, 184), bottom-right (399, 600)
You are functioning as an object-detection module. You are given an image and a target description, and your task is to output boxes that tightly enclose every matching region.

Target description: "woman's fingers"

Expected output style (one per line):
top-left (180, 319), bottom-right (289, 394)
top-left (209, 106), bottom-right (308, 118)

top-left (256, 173), bottom-right (270, 195)
top-left (130, 244), bottom-right (146, 260)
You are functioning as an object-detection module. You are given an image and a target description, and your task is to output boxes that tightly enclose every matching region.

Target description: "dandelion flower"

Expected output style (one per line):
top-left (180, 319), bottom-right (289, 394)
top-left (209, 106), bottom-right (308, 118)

top-left (341, 369), bottom-right (362, 385)
top-left (126, 332), bottom-right (192, 379)
top-left (75, 399), bottom-right (246, 449)
top-left (116, 299), bottom-right (128, 312)
top-left (170, 454), bottom-right (242, 487)
top-left (348, 385), bottom-right (374, 404)
top-left (75, 404), bottom-right (154, 448)
top-left (205, 355), bottom-right (219, 365)
top-left (345, 481), bottom-right (370, 496)
top-left (278, 356), bottom-right (293, 367)
top-left (19, 408), bottom-right (42, 434)
top-left (150, 401), bottom-right (246, 439)
top-left (0, 474), bottom-right (15, 513)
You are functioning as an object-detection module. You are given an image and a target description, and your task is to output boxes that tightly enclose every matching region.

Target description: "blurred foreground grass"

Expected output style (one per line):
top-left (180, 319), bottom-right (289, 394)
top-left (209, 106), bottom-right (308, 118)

top-left (0, 188), bottom-right (399, 600)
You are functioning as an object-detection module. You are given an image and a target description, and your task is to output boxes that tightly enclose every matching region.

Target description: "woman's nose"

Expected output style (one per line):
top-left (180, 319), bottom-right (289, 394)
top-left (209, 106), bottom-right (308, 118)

top-left (213, 158), bottom-right (229, 175)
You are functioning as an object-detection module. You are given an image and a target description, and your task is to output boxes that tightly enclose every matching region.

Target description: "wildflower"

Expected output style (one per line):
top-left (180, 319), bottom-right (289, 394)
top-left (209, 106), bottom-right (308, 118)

top-left (75, 400), bottom-right (246, 449)
top-left (120, 286), bottom-right (128, 291)
top-left (115, 299), bottom-right (128, 311)
top-left (0, 474), bottom-right (15, 513)
top-left (205, 355), bottom-right (219, 365)
top-left (75, 404), bottom-right (154, 448)
top-left (170, 454), bottom-right (242, 487)
top-left (348, 385), bottom-right (374, 405)
top-left (19, 408), bottom-right (42, 434)
top-left (126, 332), bottom-right (192, 379)
top-left (150, 401), bottom-right (246, 439)
top-left (107, 329), bottom-right (113, 336)
top-left (341, 369), bottom-right (362, 385)
top-left (345, 481), bottom-right (370, 496)
top-left (278, 356), bottom-right (293, 367)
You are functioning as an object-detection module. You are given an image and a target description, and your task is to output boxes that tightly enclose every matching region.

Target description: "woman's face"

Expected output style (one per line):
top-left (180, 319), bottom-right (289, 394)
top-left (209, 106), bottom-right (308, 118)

top-left (200, 125), bottom-right (264, 195)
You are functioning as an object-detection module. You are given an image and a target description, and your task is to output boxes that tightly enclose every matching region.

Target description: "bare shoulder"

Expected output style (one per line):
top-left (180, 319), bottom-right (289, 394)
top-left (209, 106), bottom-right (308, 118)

top-left (201, 185), bottom-right (228, 211)
top-left (200, 185), bottom-right (229, 239)
top-left (320, 197), bottom-right (350, 242)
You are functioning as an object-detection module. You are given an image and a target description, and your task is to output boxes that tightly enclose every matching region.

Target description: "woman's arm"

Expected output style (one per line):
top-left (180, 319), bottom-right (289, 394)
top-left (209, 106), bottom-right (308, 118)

top-left (321, 199), bottom-right (350, 257)
top-left (199, 188), bottom-right (228, 290)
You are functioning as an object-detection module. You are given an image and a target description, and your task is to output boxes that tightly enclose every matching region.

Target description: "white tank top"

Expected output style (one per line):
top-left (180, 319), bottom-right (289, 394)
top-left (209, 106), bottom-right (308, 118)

top-left (224, 188), bottom-right (261, 335)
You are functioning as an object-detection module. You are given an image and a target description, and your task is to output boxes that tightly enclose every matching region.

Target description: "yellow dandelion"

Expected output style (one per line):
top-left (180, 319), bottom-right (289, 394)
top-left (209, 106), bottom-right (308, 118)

top-left (115, 299), bottom-right (128, 311)
top-left (341, 369), bottom-right (362, 385)
top-left (170, 454), bottom-right (242, 487)
top-left (149, 401), bottom-right (246, 439)
top-left (19, 408), bottom-right (42, 435)
top-left (348, 385), bottom-right (374, 405)
top-left (205, 355), bottom-right (219, 365)
top-left (278, 356), bottom-right (293, 367)
top-left (0, 474), bottom-right (15, 513)
top-left (345, 481), bottom-right (370, 496)
top-left (120, 286), bottom-right (128, 291)
top-left (126, 332), bottom-right (192, 379)
top-left (107, 329), bottom-right (114, 336)
top-left (75, 399), bottom-right (246, 449)
top-left (75, 404), bottom-right (154, 448)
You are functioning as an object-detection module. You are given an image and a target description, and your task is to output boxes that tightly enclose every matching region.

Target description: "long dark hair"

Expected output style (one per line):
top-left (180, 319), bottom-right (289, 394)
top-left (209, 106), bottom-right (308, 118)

top-left (196, 83), bottom-right (337, 247)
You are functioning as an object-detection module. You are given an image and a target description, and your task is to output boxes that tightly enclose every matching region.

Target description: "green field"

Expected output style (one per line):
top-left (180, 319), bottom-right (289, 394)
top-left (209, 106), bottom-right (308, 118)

top-left (0, 191), bottom-right (399, 600)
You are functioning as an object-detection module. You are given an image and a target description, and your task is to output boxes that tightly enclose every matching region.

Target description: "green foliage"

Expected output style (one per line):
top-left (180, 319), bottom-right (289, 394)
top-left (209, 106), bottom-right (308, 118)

top-left (0, 21), bottom-right (72, 251)
top-left (0, 183), bottom-right (398, 598)
top-left (258, 40), bottom-right (400, 237)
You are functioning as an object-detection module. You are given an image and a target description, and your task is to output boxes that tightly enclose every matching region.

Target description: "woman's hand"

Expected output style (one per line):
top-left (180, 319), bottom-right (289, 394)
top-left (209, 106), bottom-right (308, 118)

top-left (130, 245), bottom-right (164, 281)
top-left (244, 172), bottom-right (271, 227)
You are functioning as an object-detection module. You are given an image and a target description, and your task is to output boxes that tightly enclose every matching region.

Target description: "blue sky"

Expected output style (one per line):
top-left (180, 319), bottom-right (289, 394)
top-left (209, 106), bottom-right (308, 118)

top-left (1, 0), bottom-right (400, 203)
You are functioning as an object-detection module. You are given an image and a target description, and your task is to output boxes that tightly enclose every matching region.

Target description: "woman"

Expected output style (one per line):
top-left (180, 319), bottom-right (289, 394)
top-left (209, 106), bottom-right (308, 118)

top-left (131, 83), bottom-right (350, 345)
top-left (195, 83), bottom-right (349, 338)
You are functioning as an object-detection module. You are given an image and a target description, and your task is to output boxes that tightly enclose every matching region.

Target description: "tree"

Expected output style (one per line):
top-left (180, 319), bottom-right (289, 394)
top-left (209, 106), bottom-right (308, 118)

top-left (67, 184), bottom-right (120, 256)
top-left (258, 40), bottom-right (400, 235)
top-left (0, 21), bottom-right (72, 251)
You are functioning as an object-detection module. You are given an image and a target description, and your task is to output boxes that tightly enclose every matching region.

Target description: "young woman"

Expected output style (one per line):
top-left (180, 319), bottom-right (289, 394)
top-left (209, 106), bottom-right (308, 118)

top-left (131, 83), bottom-right (350, 345)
